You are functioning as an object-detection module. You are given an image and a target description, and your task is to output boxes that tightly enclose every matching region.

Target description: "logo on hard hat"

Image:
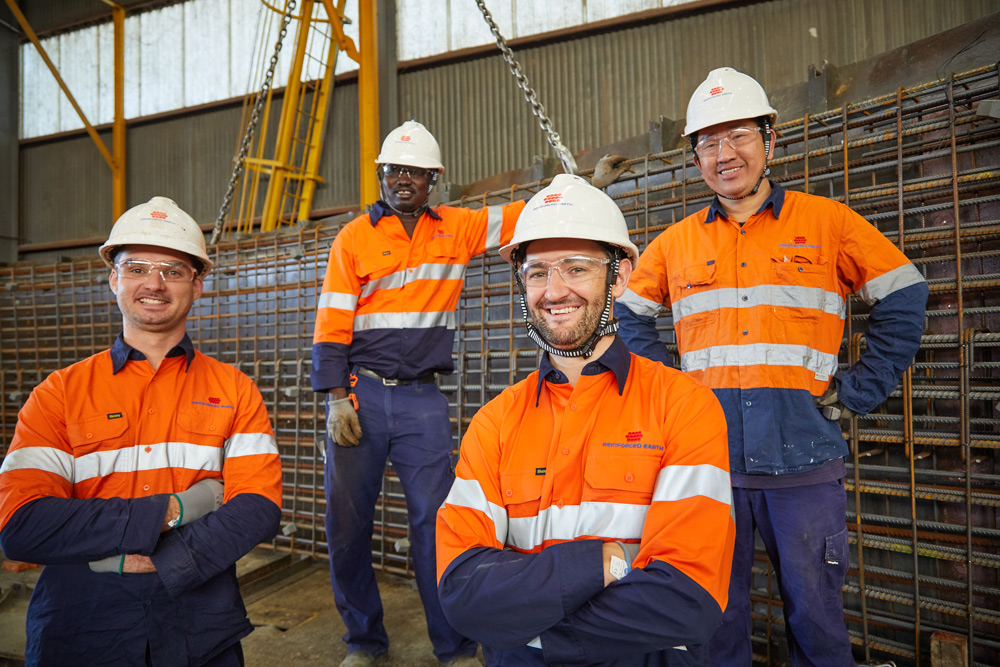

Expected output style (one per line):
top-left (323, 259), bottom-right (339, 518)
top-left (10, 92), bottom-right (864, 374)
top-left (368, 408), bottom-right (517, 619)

top-left (543, 193), bottom-right (563, 204)
top-left (400, 135), bottom-right (411, 142)
top-left (709, 86), bottom-right (725, 96)
top-left (151, 211), bottom-right (167, 219)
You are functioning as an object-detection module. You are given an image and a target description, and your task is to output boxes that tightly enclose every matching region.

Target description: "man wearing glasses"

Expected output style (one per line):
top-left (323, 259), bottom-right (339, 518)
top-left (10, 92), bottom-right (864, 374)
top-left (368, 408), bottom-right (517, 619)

top-left (312, 120), bottom-right (525, 666)
top-left (0, 197), bottom-right (283, 666)
top-left (436, 174), bottom-right (735, 666)
top-left (614, 68), bottom-right (927, 666)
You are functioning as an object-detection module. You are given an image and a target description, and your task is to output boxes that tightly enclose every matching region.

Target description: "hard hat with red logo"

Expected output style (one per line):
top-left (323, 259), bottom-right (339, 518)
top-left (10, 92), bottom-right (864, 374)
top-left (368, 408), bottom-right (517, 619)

top-left (683, 67), bottom-right (777, 137)
top-left (99, 196), bottom-right (214, 275)
top-left (500, 174), bottom-right (639, 267)
top-left (375, 120), bottom-right (444, 172)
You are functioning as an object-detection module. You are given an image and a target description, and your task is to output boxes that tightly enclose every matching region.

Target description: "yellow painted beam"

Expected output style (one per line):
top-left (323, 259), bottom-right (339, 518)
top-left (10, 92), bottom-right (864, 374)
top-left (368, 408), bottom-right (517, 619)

top-left (111, 3), bottom-right (126, 219)
top-left (357, 0), bottom-right (379, 207)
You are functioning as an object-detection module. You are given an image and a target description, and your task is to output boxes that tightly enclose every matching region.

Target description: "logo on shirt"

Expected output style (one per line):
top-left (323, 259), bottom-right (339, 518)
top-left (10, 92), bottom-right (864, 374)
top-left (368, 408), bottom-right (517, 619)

top-left (535, 467), bottom-right (546, 476)
top-left (778, 235), bottom-right (821, 249)
top-left (209, 397), bottom-right (221, 405)
top-left (432, 232), bottom-right (454, 239)
top-left (107, 412), bottom-right (122, 420)
top-left (382, 250), bottom-right (392, 256)
top-left (626, 430), bottom-right (642, 443)
top-left (794, 236), bottom-right (806, 244)
top-left (191, 399), bottom-right (234, 410)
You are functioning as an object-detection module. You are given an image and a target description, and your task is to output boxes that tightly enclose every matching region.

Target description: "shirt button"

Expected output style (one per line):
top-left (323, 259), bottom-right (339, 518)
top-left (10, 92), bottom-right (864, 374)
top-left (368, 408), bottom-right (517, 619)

top-left (625, 473), bottom-right (634, 483)
top-left (562, 448), bottom-right (570, 455)
top-left (555, 500), bottom-right (564, 509)
top-left (743, 330), bottom-right (749, 335)
top-left (147, 408), bottom-right (154, 415)
top-left (742, 295), bottom-right (748, 301)
top-left (209, 425), bottom-right (216, 431)
top-left (570, 404), bottom-right (577, 411)
top-left (143, 484), bottom-right (150, 491)
top-left (740, 229), bottom-right (746, 235)
top-left (505, 489), bottom-right (513, 497)
top-left (144, 599), bottom-right (152, 606)
top-left (745, 401), bottom-right (752, 407)
top-left (86, 432), bottom-right (93, 439)
top-left (798, 266), bottom-right (804, 272)
top-left (741, 262), bottom-right (747, 268)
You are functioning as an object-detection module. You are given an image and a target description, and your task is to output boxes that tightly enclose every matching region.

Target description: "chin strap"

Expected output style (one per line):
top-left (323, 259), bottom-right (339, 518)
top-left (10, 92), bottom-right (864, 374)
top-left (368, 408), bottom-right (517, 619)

top-left (718, 119), bottom-right (772, 201)
top-left (514, 251), bottom-right (621, 359)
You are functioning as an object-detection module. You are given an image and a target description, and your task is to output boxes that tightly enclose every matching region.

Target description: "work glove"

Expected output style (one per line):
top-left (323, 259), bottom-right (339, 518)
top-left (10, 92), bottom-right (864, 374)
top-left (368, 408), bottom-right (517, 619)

top-left (592, 154), bottom-right (631, 188)
top-left (815, 384), bottom-right (854, 421)
top-left (89, 478), bottom-right (224, 573)
top-left (327, 394), bottom-right (362, 447)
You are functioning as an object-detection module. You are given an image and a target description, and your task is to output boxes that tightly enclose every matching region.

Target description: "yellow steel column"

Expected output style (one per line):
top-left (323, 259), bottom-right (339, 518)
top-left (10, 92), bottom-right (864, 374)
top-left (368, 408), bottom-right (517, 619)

top-left (260, 0), bottom-right (315, 231)
top-left (111, 2), bottom-right (126, 218)
top-left (357, 0), bottom-right (379, 207)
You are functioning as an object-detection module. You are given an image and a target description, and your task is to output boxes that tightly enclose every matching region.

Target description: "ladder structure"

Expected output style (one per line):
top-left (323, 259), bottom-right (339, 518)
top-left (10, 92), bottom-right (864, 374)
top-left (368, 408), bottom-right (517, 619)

top-left (222, 0), bottom-right (359, 239)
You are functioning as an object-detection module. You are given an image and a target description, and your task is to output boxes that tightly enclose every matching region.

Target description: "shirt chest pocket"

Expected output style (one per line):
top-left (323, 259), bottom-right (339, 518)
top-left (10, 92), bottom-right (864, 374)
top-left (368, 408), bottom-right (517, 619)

top-left (499, 470), bottom-right (544, 519)
top-left (427, 236), bottom-right (460, 260)
top-left (177, 408), bottom-right (235, 454)
top-left (358, 250), bottom-right (401, 281)
top-left (671, 262), bottom-right (720, 329)
top-left (67, 413), bottom-right (130, 454)
top-left (583, 454), bottom-right (660, 504)
top-left (67, 414), bottom-right (132, 493)
top-left (770, 254), bottom-right (832, 321)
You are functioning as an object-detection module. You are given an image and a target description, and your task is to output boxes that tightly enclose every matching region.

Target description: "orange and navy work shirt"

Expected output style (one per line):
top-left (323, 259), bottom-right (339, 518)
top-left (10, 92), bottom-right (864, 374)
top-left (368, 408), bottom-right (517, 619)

top-left (436, 336), bottom-right (735, 665)
top-left (617, 184), bottom-right (927, 480)
top-left (0, 334), bottom-right (283, 666)
top-left (311, 199), bottom-right (525, 390)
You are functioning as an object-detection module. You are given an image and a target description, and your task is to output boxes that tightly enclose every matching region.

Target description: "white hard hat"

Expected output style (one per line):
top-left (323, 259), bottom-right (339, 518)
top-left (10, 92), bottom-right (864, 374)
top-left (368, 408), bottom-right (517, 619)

top-left (683, 67), bottom-right (778, 137)
top-left (99, 196), bottom-right (214, 275)
top-left (500, 174), bottom-right (639, 267)
top-left (375, 120), bottom-right (444, 172)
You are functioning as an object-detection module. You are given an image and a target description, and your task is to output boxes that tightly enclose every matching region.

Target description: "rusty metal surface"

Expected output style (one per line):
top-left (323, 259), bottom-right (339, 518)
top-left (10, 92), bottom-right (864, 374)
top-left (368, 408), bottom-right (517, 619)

top-left (2, 66), bottom-right (1000, 664)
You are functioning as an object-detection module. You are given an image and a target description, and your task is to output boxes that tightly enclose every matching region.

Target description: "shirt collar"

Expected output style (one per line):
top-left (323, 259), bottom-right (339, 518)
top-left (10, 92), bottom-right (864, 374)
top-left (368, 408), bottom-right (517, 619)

top-left (704, 181), bottom-right (785, 223)
top-left (534, 335), bottom-right (631, 407)
top-left (110, 332), bottom-right (195, 374)
top-left (368, 200), bottom-right (443, 226)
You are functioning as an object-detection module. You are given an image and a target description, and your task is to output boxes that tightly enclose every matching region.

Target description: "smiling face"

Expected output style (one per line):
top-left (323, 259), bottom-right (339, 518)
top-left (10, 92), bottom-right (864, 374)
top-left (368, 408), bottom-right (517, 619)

top-left (110, 245), bottom-right (202, 340)
top-left (693, 118), bottom-right (774, 200)
top-left (380, 164), bottom-right (432, 215)
top-left (523, 238), bottom-right (629, 351)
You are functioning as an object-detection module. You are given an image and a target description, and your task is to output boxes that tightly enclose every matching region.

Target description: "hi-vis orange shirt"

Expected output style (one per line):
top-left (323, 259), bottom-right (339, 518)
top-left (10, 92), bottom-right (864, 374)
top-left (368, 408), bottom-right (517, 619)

top-left (436, 337), bottom-right (735, 664)
top-left (311, 200), bottom-right (525, 390)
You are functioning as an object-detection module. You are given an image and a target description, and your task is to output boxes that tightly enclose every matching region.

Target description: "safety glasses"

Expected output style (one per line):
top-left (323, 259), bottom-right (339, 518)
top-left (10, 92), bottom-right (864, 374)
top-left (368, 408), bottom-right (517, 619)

top-left (519, 255), bottom-right (610, 287)
top-left (115, 259), bottom-right (197, 282)
top-left (380, 164), bottom-right (433, 180)
top-left (694, 126), bottom-right (763, 158)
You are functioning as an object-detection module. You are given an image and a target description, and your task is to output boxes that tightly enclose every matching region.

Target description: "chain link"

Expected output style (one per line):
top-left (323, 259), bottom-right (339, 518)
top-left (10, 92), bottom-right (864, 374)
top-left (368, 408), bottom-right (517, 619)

top-left (474, 0), bottom-right (578, 175)
top-left (211, 0), bottom-right (299, 245)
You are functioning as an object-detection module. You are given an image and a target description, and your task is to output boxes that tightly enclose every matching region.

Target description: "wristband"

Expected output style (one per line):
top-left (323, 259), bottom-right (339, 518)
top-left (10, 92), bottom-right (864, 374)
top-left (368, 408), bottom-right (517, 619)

top-left (166, 493), bottom-right (183, 529)
top-left (609, 555), bottom-right (629, 580)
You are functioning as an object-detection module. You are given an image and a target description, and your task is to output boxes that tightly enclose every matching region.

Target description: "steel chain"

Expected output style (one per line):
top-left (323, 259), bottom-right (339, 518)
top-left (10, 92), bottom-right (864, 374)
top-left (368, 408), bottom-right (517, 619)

top-left (211, 0), bottom-right (298, 245)
top-left (474, 0), bottom-right (578, 175)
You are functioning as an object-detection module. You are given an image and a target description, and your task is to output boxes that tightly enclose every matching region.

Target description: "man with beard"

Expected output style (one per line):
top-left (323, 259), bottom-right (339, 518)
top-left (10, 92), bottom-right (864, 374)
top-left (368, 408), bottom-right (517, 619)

top-left (613, 68), bottom-right (927, 666)
top-left (435, 174), bottom-right (735, 666)
top-left (0, 197), bottom-right (283, 666)
top-left (312, 120), bottom-right (525, 666)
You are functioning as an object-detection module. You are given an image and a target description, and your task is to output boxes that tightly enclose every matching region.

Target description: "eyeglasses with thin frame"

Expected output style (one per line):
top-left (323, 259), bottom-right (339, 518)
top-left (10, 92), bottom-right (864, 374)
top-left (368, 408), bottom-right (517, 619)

top-left (694, 126), bottom-right (763, 158)
top-left (115, 258), bottom-right (198, 282)
top-left (519, 255), bottom-right (610, 287)
top-left (380, 164), bottom-right (432, 180)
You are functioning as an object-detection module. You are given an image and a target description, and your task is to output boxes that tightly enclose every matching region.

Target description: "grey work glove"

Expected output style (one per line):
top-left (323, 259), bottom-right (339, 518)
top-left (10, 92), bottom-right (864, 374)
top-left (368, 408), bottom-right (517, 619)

top-left (89, 478), bottom-right (224, 573)
top-left (592, 154), bottom-right (631, 188)
top-left (327, 394), bottom-right (362, 447)
top-left (615, 541), bottom-right (641, 564)
top-left (815, 384), bottom-right (855, 421)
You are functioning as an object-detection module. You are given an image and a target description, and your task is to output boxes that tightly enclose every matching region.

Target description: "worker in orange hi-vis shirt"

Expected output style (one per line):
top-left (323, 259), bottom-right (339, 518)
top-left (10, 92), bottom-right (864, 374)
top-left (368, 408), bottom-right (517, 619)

top-left (613, 68), bottom-right (928, 667)
top-left (0, 197), bottom-right (283, 667)
top-left (311, 120), bottom-right (525, 667)
top-left (436, 174), bottom-right (735, 667)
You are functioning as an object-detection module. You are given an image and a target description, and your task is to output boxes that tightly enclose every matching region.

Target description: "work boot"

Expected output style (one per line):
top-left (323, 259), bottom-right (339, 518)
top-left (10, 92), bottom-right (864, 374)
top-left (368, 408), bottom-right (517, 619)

top-left (443, 656), bottom-right (481, 666)
top-left (340, 651), bottom-right (376, 667)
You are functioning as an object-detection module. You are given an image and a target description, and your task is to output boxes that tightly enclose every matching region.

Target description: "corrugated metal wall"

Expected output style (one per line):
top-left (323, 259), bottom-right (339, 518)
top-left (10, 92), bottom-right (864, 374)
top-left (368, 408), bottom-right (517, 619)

top-left (14, 0), bottom-right (999, 258)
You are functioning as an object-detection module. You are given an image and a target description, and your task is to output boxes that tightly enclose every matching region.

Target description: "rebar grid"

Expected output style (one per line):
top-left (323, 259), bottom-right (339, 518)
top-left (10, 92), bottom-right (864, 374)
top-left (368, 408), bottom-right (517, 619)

top-left (1, 66), bottom-right (998, 664)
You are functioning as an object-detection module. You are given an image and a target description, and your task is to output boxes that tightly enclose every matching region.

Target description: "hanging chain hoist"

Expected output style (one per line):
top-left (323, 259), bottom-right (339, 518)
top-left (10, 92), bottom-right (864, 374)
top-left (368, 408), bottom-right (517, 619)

top-left (210, 0), bottom-right (298, 245)
top-left (474, 0), bottom-right (578, 175)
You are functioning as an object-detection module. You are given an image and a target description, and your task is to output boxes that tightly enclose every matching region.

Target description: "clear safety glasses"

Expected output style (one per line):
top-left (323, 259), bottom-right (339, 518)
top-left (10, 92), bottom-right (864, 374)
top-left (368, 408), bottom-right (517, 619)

top-left (115, 259), bottom-right (197, 282)
top-left (694, 126), bottom-right (763, 158)
top-left (380, 164), bottom-right (433, 180)
top-left (519, 255), bottom-right (610, 287)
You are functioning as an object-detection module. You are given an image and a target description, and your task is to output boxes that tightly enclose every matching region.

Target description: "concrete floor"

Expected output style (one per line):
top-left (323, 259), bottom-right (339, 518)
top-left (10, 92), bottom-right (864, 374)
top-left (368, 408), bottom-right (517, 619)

top-left (0, 550), bottom-right (483, 667)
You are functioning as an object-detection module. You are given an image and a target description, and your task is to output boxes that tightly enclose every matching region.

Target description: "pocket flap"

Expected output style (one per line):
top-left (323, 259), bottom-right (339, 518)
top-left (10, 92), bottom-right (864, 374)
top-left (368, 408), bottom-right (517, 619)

top-left (358, 250), bottom-right (399, 277)
top-left (678, 261), bottom-right (717, 288)
top-left (584, 454), bottom-right (659, 492)
top-left (177, 407), bottom-right (234, 437)
top-left (67, 412), bottom-right (129, 444)
top-left (499, 470), bottom-right (544, 504)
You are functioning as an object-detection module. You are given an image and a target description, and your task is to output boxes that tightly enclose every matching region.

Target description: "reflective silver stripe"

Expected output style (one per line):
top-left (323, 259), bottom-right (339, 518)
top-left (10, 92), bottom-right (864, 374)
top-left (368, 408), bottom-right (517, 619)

top-left (679, 342), bottom-right (839, 376)
top-left (318, 291), bottom-right (358, 311)
top-left (360, 262), bottom-right (467, 298)
top-left (652, 464), bottom-right (732, 506)
top-left (74, 441), bottom-right (225, 483)
top-left (224, 432), bottom-right (278, 459)
top-left (857, 263), bottom-right (925, 305)
top-left (354, 310), bottom-right (456, 332)
top-left (618, 289), bottom-right (663, 318)
top-left (485, 205), bottom-right (504, 250)
top-left (507, 502), bottom-right (648, 551)
top-left (0, 447), bottom-right (74, 482)
top-left (443, 477), bottom-right (509, 546)
top-left (674, 285), bottom-right (845, 322)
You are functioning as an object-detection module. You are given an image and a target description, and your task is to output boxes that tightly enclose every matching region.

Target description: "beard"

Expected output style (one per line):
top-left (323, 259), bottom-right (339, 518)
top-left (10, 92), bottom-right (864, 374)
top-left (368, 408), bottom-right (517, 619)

top-left (528, 296), bottom-right (604, 350)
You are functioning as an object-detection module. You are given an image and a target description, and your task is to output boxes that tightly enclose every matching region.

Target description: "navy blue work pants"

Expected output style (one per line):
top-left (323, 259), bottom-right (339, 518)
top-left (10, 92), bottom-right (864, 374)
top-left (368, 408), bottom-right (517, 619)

top-left (323, 373), bottom-right (475, 662)
top-left (708, 480), bottom-right (855, 667)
